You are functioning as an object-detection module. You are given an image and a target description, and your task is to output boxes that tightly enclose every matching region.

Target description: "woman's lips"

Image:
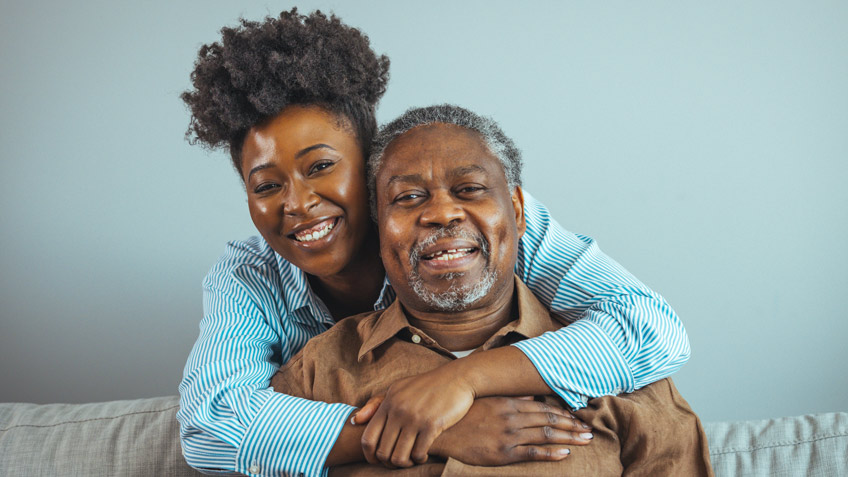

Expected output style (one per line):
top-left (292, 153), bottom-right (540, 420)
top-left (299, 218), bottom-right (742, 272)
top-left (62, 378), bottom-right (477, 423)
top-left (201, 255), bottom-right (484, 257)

top-left (288, 217), bottom-right (341, 248)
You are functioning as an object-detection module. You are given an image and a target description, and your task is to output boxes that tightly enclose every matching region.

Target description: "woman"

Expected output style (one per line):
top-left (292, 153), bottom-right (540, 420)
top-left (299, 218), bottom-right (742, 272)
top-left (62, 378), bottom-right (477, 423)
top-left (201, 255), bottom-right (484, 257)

top-left (178, 9), bottom-right (689, 476)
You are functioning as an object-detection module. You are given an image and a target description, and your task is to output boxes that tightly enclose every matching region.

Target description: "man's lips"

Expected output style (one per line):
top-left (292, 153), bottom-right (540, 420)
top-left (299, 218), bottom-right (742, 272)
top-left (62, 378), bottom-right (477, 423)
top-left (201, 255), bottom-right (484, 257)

top-left (422, 247), bottom-right (477, 261)
top-left (419, 240), bottom-right (479, 259)
top-left (288, 217), bottom-right (339, 243)
top-left (416, 240), bottom-right (481, 270)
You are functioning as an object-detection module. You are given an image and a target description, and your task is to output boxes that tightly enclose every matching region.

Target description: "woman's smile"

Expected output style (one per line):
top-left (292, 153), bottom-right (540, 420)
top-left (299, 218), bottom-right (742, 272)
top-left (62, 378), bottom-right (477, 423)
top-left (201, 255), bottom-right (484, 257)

top-left (288, 216), bottom-right (341, 248)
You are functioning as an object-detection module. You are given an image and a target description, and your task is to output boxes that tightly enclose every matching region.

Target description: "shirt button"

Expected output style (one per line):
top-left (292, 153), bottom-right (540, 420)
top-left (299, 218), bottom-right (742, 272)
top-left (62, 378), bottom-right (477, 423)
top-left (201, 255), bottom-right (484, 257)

top-left (411, 334), bottom-right (422, 344)
top-left (248, 464), bottom-right (260, 474)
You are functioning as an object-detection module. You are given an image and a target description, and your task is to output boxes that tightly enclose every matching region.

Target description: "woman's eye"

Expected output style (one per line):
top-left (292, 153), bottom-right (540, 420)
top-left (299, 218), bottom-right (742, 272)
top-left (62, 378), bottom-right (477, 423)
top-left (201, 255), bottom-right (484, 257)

top-left (309, 160), bottom-right (335, 175)
top-left (254, 183), bottom-right (280, 194)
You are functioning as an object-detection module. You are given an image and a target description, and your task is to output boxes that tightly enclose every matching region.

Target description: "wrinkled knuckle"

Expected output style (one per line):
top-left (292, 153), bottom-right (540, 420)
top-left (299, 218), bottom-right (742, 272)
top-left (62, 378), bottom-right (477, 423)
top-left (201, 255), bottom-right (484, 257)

top-left (526, 446), bottom-right (539, 458)
top-left (546, 412), bottom-right (559, 424)
top-left (543, 425), bottom-right (554, 439)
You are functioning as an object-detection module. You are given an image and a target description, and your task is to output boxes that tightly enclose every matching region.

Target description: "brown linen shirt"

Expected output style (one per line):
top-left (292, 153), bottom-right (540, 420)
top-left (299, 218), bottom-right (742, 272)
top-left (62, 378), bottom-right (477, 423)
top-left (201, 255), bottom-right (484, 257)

top-left (271, 277), bottom-right (713, 476)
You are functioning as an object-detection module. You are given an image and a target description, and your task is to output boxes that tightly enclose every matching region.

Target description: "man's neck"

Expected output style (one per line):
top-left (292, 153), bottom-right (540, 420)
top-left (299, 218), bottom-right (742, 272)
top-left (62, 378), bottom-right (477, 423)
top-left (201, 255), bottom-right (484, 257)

top-left (403, 281), bottom-right (516, 351)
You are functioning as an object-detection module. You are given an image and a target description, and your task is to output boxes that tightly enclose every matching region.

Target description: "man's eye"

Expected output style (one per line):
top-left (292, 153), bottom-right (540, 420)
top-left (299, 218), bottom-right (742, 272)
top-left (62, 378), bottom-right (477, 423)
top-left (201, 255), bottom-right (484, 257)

top-left (395, 192), bottom-right (423, 203)
top-left (457, 185), bottom-right (485, 194)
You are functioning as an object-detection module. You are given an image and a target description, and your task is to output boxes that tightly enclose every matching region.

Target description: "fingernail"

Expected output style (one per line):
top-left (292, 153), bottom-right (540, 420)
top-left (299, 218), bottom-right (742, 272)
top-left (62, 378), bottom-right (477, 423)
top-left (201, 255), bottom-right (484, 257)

top-left (582, 423), bottom-right (590, 429)
top-left (350, 416), bottom-right (357, 425)
top-left (580, 433), bottom-right (594, 440)
top-left (559, 448), bottom-right (571, 456)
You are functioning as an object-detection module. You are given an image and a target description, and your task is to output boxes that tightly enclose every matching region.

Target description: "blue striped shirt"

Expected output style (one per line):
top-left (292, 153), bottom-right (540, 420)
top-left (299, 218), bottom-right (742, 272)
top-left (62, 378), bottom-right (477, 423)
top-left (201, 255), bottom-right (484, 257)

top-left (177, 192), bottom-right (689, 476)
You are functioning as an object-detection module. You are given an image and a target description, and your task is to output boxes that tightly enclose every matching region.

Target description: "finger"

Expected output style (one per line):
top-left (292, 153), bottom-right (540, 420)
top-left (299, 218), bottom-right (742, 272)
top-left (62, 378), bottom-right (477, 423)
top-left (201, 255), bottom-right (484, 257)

top-left (352, 396), bottom-right (385, 425)
top-left (512, 411), bottom-right (593, 433)
top-left (511, 400), bottom-right (591, 429)
top-left (509, 445), bottom-right (571, 462)
top-left (361, 407), bottom-right (388, 465)
top-left (514, 426), bottom-right (594, 446)
top-left (375, 416), bottom-right (403, 465)
top-left (409, 426), bottom-right (438, 465)
top-left (389, 427), bottom-right (419, 468)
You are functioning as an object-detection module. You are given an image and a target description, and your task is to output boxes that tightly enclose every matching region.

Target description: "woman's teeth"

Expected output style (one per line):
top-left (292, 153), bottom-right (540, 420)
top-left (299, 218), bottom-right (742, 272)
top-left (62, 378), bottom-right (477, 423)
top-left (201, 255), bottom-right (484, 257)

top-left (426, 248), bottom-right (474, 261)
top-left (295, 221), bottom-right (335, 242)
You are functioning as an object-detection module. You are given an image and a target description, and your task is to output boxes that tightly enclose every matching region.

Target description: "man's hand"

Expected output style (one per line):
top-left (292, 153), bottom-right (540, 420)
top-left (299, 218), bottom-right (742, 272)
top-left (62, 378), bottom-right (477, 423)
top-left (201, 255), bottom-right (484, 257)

top-left (430, 396), bottom-right (593, 466)
top-left (360, 367), bottom-right (476, 467)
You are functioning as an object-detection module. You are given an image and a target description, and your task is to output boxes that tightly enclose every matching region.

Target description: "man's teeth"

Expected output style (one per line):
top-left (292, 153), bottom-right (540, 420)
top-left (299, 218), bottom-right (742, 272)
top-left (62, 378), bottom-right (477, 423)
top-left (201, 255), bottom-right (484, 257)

top-left (295, 221), bottom-right (335, 242)
top-left (426, 248), bottom-right (474, 261)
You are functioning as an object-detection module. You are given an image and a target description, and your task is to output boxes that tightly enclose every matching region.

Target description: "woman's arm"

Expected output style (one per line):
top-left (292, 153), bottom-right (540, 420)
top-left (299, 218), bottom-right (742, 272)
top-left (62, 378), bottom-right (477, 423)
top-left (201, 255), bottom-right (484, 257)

top-left (511, 191), bottom-right (689, 407)
top-left (178, 238), bottom-right (354, 476)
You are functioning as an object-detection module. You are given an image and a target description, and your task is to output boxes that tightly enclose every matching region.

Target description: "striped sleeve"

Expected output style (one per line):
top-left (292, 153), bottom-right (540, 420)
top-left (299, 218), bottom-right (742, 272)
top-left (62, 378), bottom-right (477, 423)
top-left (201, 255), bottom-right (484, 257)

top-left (512, 192), bottom-right (690, 409)
top-left (177, 241), bottom-right (354, 477)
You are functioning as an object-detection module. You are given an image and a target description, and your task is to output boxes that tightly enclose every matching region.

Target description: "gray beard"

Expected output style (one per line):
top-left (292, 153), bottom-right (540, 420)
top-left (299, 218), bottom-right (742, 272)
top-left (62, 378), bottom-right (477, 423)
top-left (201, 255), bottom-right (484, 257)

top-left (408, 227), bottom-right (497, 312)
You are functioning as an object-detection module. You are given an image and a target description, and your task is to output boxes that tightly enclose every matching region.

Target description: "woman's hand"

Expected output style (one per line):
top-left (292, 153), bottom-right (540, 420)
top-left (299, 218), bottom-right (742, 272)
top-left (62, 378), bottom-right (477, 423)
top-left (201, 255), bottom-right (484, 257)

top-left (431, 396), bottom-right (593, 466)
top-left (360, 367), bottom-right (476, 467)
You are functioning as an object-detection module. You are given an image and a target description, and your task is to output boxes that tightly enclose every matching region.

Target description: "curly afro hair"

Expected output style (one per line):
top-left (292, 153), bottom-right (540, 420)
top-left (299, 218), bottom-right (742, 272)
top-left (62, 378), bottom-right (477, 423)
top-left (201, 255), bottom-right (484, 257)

top-left (181, 8), bottom-right (390, 173)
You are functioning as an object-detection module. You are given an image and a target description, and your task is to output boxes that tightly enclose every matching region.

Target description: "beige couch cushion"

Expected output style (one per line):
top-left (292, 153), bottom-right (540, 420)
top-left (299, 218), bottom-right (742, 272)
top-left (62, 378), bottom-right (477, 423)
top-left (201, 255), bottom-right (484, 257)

top-left (704, 412), bottom-right (848, 476)
top-left (2, 395), bottom-right (846, 477)
top-left (0, 396), bottom-right (202, 476)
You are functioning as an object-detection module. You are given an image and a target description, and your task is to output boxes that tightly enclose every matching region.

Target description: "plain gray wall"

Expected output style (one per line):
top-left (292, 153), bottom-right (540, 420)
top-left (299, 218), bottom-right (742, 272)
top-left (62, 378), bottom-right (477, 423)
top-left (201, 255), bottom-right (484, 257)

top-left (1, 0), bottom-right (846, 422)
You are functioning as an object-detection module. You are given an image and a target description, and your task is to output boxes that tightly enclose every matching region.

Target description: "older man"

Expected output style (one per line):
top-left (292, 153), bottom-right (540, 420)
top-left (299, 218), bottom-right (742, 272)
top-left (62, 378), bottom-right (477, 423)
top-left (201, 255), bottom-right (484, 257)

top-left (272, 105), bottom-right (712, 476)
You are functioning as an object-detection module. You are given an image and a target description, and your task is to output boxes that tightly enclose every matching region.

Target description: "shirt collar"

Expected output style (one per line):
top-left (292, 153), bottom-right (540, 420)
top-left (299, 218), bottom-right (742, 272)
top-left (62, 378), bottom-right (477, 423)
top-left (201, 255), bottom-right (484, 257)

top-left (357, 275), bottom-right (557, 360)
top-left (273, 251), bottom-right (333, 325)
top-left (274, 250), bottom-right (397, 326)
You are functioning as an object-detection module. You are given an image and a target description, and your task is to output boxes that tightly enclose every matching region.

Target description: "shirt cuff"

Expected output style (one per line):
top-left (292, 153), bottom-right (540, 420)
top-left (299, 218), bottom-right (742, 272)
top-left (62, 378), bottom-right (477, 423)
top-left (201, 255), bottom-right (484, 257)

top-left (512, 319), bottom-right (634, 410)
top-left (236, 389), bottom-right (355, 477)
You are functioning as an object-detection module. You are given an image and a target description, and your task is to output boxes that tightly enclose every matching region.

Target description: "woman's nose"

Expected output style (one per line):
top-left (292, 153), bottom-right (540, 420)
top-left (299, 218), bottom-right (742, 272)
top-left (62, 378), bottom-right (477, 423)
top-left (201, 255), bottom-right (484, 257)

top-left (282, 181), bottom-right (320, 216)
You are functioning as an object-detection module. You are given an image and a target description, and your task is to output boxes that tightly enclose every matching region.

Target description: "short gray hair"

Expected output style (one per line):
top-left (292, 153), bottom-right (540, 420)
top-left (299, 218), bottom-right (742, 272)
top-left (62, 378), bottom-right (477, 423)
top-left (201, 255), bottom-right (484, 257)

top-left (368, 104), bottom-right (523, 220)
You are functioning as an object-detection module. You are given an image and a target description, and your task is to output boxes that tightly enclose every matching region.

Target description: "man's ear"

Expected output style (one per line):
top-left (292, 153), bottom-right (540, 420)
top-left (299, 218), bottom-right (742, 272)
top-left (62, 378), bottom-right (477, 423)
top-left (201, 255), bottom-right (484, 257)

top-left (511, 186), bottom-right (526, 239)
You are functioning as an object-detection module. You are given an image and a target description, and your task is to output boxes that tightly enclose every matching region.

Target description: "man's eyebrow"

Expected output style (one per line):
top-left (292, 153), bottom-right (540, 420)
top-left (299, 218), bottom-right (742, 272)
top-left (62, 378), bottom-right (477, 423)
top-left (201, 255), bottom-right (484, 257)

top-left (295, 143), bottom-right (335, 159)
top-left (386, 173), bottom-right (425, 187)
top-left (449, 164), bottom-right (488, 178)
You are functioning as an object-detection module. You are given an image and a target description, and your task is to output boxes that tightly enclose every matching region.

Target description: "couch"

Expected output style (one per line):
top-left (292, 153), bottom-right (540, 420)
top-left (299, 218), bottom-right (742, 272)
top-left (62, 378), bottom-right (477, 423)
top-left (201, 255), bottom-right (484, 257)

top-left (1, 396), bottom-right (845, 476)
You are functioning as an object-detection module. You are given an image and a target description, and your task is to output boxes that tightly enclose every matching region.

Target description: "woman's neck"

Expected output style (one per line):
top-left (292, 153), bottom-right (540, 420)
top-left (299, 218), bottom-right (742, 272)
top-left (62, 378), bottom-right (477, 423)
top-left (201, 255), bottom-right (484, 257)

top-left (309, 229), bottom-right (385, 320)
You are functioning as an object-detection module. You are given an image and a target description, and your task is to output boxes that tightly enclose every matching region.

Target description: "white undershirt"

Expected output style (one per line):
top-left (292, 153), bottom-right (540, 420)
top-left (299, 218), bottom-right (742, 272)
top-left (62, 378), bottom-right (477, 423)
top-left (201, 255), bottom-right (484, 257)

top-left (451, 349), bottom-right (475, 358)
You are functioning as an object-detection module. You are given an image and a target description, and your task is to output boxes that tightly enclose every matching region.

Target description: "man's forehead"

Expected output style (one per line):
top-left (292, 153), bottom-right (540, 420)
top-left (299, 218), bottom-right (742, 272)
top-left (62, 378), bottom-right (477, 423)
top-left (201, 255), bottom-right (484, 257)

top-left (380, 123), bottom-right (499, 172)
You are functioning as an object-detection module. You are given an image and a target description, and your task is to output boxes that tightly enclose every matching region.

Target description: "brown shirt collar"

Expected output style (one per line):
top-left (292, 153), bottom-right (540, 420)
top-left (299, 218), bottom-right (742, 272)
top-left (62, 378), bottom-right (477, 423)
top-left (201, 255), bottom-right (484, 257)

top-left (358, 275), bottom-right (557, 361)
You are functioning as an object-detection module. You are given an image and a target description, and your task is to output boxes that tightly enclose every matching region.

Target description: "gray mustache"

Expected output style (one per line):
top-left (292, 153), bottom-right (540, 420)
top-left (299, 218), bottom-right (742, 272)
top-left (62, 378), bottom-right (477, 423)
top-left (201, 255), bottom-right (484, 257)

top-left (409, 227), bottom-right (490, 269)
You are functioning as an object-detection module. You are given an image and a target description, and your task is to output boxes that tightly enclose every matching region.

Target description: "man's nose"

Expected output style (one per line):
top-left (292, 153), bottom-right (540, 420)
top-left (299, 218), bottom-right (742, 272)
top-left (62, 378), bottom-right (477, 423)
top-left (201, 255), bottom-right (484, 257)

top-left (419, 190), bottom-right (465, 227)
top-left (282, 180), bottom-right (320, 216)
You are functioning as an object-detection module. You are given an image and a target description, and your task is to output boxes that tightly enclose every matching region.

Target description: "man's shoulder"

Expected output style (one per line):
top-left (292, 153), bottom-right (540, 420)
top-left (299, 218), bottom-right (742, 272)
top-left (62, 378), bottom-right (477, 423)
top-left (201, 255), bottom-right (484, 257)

top-left (298, 310), bottom-right (385, 359)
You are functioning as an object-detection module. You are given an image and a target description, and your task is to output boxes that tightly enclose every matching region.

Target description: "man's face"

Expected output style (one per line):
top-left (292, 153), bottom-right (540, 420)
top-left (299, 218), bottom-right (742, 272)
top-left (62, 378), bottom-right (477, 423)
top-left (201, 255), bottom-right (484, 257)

top-left (375, 123), bottom-right (526, 313)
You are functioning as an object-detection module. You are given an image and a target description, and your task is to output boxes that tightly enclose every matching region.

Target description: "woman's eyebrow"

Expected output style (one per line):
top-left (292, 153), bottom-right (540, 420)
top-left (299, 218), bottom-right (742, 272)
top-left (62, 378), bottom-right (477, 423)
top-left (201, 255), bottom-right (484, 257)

top-left (247, 163), bottom-right (274, 181)
top-left (295, 143), bottom-right (336, 159)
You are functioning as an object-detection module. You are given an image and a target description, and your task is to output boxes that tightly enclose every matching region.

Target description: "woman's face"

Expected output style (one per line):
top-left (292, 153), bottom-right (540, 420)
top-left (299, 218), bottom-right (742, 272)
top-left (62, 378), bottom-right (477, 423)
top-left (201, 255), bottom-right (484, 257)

top-left (240, 105), bottom-right (372, 278)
